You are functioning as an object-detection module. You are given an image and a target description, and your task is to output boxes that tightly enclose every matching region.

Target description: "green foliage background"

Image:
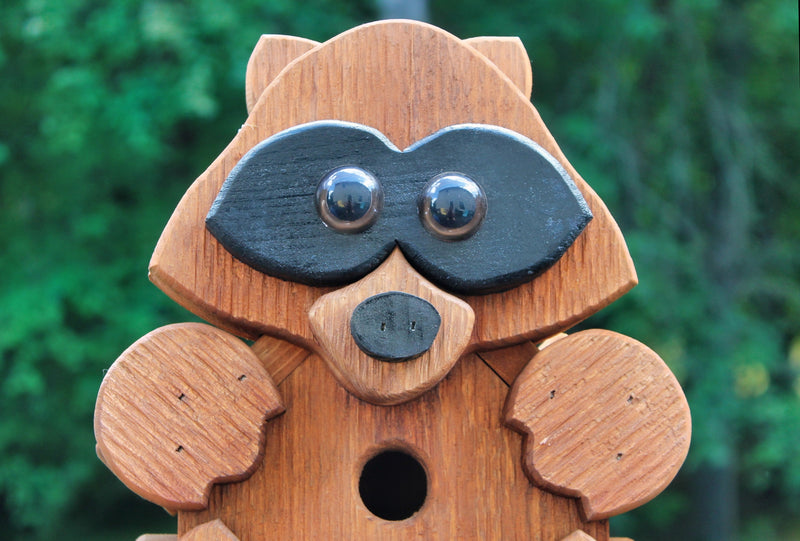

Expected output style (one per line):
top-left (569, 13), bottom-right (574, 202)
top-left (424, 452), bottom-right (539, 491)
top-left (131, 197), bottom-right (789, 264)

top-left (0, 1), bottom-right (797, 539)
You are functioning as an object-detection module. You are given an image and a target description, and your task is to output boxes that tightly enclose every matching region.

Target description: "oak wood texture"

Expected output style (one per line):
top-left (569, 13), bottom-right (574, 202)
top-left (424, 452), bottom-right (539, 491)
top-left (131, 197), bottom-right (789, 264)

top-left (561, 532), bottom-right (635, 541)
top-left (148, 20), bottom-right (636, 349)
top-left (250, 333), bottom-right (311, 385)
top-left (245, 35), bottom-right (318, 114)
top-left (539, 332), bottom-right (569, 349)
top-left (178, 353), bottom-right (610, 540)
top-left (562, 531), bottom-right (597, 541)
top-left (464, 36), bottom-right (533, 98)
top-left (477, 333), bottom-right (568, 386)
top-left (308, 248), bottom-right (475, 405)
top-left (477, 339), bottom-right (539, 385)
top-left (94, 323), bottom-right (284, 510)
top-left (181, 519), bottom-right (240, 541)
top-left (505, 330), bottom-right (692, 520)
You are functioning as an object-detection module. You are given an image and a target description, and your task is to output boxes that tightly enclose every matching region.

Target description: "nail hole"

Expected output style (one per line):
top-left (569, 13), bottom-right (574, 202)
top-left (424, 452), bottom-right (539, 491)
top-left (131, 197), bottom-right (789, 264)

top-left (616, 453), bottom-right (624, 460)
top-left (410, 320), bottom-right (416, 331)
top-left (549, 390), bottom-right (556, 399)
top-left (380, 322), bottom-right (386, 332)
top-left (238, 374), bottom-right (247, 381)
top-left (178, 393), bottom-right (186, 401)
top-left (627, 395), bottom-right (634, 404)
top-left (176, 445), bottom-right (184, 453)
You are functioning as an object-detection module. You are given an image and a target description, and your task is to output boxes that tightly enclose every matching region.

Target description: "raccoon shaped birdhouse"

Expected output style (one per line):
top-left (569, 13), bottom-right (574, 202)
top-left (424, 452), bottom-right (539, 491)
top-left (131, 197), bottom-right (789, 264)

top-left (94, 20), bottom-right (691, 541)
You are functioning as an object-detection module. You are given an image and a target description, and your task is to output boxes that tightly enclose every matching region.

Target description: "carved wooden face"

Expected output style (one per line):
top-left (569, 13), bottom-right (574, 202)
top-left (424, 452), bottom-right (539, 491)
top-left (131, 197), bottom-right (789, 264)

top-left (148, 21), bottom-right (636, 405)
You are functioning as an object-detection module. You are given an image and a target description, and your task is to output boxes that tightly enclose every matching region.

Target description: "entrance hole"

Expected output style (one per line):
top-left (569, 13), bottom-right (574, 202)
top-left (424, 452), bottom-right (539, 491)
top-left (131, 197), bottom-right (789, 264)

top-left (358, 449), bottom-right (427, 521)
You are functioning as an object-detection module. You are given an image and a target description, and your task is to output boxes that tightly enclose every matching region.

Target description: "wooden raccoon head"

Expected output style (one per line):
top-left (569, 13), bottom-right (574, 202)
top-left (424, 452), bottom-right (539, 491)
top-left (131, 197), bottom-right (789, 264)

top-left (149, 20), bottom-right (636, 405)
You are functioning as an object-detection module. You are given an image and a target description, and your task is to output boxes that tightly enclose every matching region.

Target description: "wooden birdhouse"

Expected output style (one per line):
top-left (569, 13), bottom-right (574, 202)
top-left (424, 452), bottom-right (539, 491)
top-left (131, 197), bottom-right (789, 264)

top-left (94, 20), bottom-right (691, 541)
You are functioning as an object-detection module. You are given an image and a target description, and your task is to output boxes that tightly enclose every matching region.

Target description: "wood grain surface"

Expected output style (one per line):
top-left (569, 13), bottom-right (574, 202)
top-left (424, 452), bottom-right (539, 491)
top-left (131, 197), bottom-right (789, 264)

top-left (464, 36), bottom-right (533, 98)
top-left (181, 519), bottom-right (240, 541)
top-left (308, 249), bottom-right (474, 405)
top-left (245, 35), bottom-right (318, 113)
top-left (505, 330), bottom-right (691, 520)
top-left (562, 531), bottom-right (597, 541)
top-left (94, 323), bottom-right (284, 510)
top-left (477, 339), bottom-right (539, 385)
top-left (475, 333), bottom-right (568, 387)
top-left (149, 20), bottom-right (636, 349)
top-left (178, 353), bottom-right (609, 540)
top-left (250, 333), bottom-right (312, 385)
top-left (561, 531), bottom-right (635, 541)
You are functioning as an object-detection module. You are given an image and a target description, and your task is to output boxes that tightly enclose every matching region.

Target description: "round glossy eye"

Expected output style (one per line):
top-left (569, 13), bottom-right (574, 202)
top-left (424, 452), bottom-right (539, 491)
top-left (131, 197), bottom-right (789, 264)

top-left (316, 167), bottom-right (383, 233)
top-left (419, 173), bottom-right (487, 240)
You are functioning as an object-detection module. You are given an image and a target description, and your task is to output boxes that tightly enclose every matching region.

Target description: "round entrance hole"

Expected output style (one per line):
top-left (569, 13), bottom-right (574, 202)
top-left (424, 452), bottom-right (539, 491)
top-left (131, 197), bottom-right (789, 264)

top-left (358, 449), bottom-right (427, 521)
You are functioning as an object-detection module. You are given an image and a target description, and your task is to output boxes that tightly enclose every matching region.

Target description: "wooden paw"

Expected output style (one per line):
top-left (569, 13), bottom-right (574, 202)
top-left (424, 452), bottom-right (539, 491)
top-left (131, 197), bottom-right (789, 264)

top-left (95, 323), bottom-right (284, 510)
top-left (505, 329), bottom-right (691, 520)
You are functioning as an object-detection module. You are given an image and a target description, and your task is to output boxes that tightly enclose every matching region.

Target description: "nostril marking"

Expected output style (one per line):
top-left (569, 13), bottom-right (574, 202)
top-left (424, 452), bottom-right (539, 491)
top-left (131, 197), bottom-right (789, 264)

top-left (350, 292), bottom-right (441, 362)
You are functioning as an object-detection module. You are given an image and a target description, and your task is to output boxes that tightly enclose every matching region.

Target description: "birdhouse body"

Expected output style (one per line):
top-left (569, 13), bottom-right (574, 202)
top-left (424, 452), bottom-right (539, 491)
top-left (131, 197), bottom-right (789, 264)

top-left (178, 351), bottom-right (608, 540)
top-left (94, 21), bottom-right (690, 541)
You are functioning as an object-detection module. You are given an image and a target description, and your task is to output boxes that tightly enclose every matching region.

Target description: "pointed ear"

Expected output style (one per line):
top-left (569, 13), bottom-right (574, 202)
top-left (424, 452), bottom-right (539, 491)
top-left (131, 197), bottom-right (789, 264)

top-left (464, 36), bottom-right (533, 99)
top-left (245, 35), bottom-right (320, 113)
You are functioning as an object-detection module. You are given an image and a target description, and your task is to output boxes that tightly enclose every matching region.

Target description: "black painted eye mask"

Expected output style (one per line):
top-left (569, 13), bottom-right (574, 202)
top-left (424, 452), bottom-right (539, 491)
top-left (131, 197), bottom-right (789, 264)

top-left (206, 121), bottom-right (592, 294)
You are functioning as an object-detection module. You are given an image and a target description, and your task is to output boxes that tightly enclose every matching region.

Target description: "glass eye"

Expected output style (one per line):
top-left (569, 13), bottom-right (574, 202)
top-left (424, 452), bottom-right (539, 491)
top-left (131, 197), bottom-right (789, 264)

top-left (316, 166), bottom-right (383, 233)
top-left (419, 173), bottom-right (487, 240)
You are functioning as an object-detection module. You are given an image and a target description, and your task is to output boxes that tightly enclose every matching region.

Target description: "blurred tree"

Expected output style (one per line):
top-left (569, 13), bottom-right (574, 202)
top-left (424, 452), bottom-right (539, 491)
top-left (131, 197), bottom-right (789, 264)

top-left (0, 0), bottom-right (797, 540)
top-left (376, 0), bottom-right (429, 21)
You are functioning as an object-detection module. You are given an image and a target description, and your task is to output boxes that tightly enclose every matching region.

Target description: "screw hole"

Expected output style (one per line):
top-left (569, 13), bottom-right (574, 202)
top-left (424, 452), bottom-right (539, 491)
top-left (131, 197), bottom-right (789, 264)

top-left (627, 395), bottom-right (634, 404)
top-left (616, 453), bottom-right (624, 461)
top-left (359, 450), bottom-right (427, 521)
top-left (238, 374), bottom-right (247, 381)
top-left (176, 445), bottom-right (184, 453)
top-left (549, 390), bottom-right (556, 399)
top-left (178, 393), bottom-right (186, 401)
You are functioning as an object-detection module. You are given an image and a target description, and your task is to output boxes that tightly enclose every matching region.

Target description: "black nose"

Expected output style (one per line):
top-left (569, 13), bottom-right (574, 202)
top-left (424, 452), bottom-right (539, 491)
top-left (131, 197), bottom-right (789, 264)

top-left (350, 292), bottom-right (441, 362)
